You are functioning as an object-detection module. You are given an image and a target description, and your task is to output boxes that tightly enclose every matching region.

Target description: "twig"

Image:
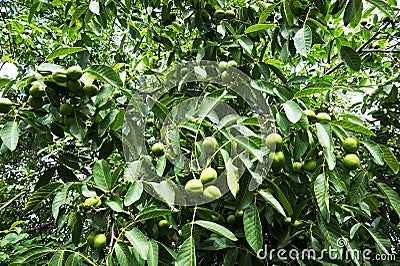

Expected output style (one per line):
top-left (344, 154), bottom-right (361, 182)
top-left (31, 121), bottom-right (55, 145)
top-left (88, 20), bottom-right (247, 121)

top-left (360, 49), bottom-right (400, 54)
top-left (0, 191), bottom-right (25, 212)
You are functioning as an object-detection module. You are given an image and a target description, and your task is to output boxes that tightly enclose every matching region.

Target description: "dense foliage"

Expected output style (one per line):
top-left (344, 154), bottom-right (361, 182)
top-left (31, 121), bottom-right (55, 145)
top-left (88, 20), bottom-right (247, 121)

top-left (0, 0), bottom-right (399, 265)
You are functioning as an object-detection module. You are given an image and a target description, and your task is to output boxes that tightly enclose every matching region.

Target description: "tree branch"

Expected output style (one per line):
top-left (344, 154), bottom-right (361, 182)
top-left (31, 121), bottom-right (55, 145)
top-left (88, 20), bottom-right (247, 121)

top-left (360, 49), bottom-right (400, 54)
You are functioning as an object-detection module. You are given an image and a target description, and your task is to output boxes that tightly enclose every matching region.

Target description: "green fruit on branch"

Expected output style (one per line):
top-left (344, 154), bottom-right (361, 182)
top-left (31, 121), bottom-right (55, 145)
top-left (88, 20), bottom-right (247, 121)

top-left (200, 167), bottom-right (218, 184)
top-left (284, 217), bottom-right (292, 223)
top-left (158, 219), bottom-right (170, 229)
top-left (292, 161), bottom-right (303, 172)
top-left (224, 10), bottom-right (235, 19)
top-left (266, 133), bottom-right (283, 150)
top-left (83, 84), bottom-right (99, 97)
top-left (303, 160), bottom-right (317, 172)
top-left (214, 9), bottom-right (225, 19)
top-left (52, 69), bottom-right (68, 83)
top-left (218, 61), bottom-right (227, 70)
top-left (270, 151), bottom-right (285, 170)
top-left (185, 179), bottom-right (204, 195)
top-left (0, 97), bottom-right (12, 113)
top-left (235, 210), bottom-right (243, 217)
top-left (203, 185), bottom-right (222, 201)
top-left (29, 83), bottom-right (46, 97)
top-left (93, 233), bottom-right (107, 250)
top-left (87, 231), bottom-right (97, 248)
top-left (180, 67), bottom-right (189, 78)
top-left (226, 60), bottom-right (237, 69)
top-left (221, 71), bottom-right (232, 83)
top-left (316, 112), bottom-right (331, 122)
top-left (84, 197), bottom-right (101, 207)
top-left (303, 109), bottom-right (317, 123)
top-left (151, 142), bottom-right (164, 156)
top-left (28, 96), bottom-right (44, 108)
top-left (66, 66), bottom-right (83, 81)
top-left (342, 137), bottom-right (360, 153)
top-left (227, 214), bottom-right (236, 224)
top-left (60, 103), bottom-right (74, 116)
top-left (343, 153), bottom-right (360, 170)
top-left (202, 136), bottom-right (218, 154)
top-left (67, 80), bottom-right (83, 95)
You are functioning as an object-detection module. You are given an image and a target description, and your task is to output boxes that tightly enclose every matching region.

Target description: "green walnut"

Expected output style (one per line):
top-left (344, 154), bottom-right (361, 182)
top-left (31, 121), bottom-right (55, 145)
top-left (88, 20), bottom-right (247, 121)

top-left (0, 98), bottom-right (12, 113)
top-left (224, 10), bottom-right (235, 19)
top-left (303, 109), bottom-right (317, 123)
top-left (29, 83), bottom-right (46, 97)
top-left (200, 167), bottom-right (218, 184)
top-left (227, 214), bottom-right (236, 224)
top-left (226, 60), bottom-right (238, 69)
top-left (316, 112), bottom-right (331, 122)
top-left (202, 136), bottom-right (218, 154)
top-left (87, 231), bottom-right (97, 248)
top-left (28, 96), bottom-right (44, 108)
top-left (303, 160), bottom-right (317, 172)
top-left (235, 210), bottom-right (243, 218)
top-left (158, 219), bottom-right (170, 229)
top-left (214, 9), bottom-right (225, 19)
top-left (270, 151), bottom-right (285, 171)
top-left (203, 185), bottom-right (222, 201)
top-left (221, 71), bottom-right (232, 83)
top-left (185, 179), bottom-right (204, 195)
top-left (343, 153), bottom-right (360, 170)
top-left (66, 66), bottom-right (83, 81)
top-left (342, 137), bottom-right (360, 153)
top-left (93, 233), bottom-right (107, 250)
top-left (52, 69), bottom-right (68, 83)
top-left (67, 80), bottom-right (83, 95)
top-left (266, 133), bottom-right (283, 151)
top-left (151, 142), bottom-right (164, 156)
top-left (83, 84), bottom-right (99, 97)
top-left (218, 61), bottom-right (227, 71)
top-left (84, 197), bottom-right (101, 208)
top-left (60, 103), bottom-right (74, 116)
top-left (292, 161), bottom-right (303, 172)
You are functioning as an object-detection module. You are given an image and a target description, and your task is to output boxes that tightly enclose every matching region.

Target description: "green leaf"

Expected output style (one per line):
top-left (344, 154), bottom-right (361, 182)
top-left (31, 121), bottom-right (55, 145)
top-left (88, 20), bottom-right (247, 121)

top-left (340, 46), bottom-right (361, 71)
top-left (316, 122), bottom-right (332, 150)
top-left (244, 24), bottom-right (274, 34)
top-left (147, 239), bottom-right (159, 266)
top-left (264, 178), bottom-right (293, 216)
top-left (362, 140), bottom-right (384, 165)
top-left (293, 26), bottom-right (313, 57)
top-left (377, 182), bottom-right (400, 219)
top-left (24, 182), bottom-right (63, 213)
top-left (194, 220), bottom-right (237, 241)
top-left (226, 157), bottom-right (239, 198)
top-left (71, 4), bottom-right (89, 25)
top-left (348, 172), bottom-right (369, 204)
top-left (125, 228), bottom-right (149, 260)
top-left (379, 145), bottom-right (399, 174)
top-left (176, 236), bottom-right (196, 266)
top-left (323, 147), bottom-right (336, 171)
top-left (343, 0), bottom-right (357, 26)
top-left (85, 65), bottom-right (123, 88)
top-left (70, 116), bottom-right (87, 141)
top-left (65, 252), bottom-right (83, 266)
top-left (259, 189), bottom-right (286, 217)
top-left (105, 196), bottom-right (124, 212)
top-left (115, 241), bottom-right (134, 266)
top-left (93, 159), bottom-right (113, 191)
top-left (98, 109), bottom-right (119, 137)
top-left (293, 87), bottom-right (331, 99)
top-left (243, 204), bottom-right (263, 254)
top-left (259, 4), bottom-right (278, 24)
top-left (238, 36), bottom-right (254, 55)
top-left (365, 0), bottom-right (395, 20)
top-left (283, 0), bottom-right (294, 26)
top-left (48, 251), bottom-right (64, 266)
top-left (364, 227), bottom-right (390, 254)
top-left (52, 184), bottom-right (71, 220)
top-left (46, 47), bottom-right (86, 61)
top-left (331, 120), bottom-right (376, 136)
top-left (0, 121), bottom-right (19, 151)
top-left (314, 174), bottom-right (330, 222)
top-left (10, 246), bottom-right (53, 266)
top-left (282, 100), bottom-right (302, 124)
top-left (124, 181), bottom-right (143, 206)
